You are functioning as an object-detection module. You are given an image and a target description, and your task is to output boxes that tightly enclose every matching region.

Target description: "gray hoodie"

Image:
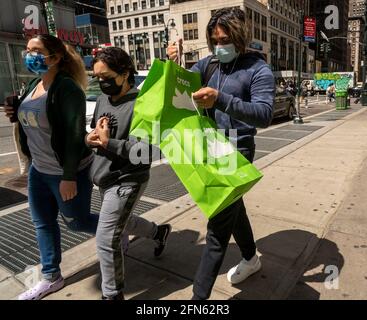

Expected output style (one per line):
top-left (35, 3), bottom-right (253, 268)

top-left (89, 89), bottom-right (151, 189)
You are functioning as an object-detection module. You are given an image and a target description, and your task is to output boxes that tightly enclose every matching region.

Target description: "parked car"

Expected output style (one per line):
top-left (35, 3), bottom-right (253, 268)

top-left (273, 88), bottom-right (296, 120)
top-left (85, 74), bottom-right (146, 131)
top-left (348, 86), bottom-right (362, 98)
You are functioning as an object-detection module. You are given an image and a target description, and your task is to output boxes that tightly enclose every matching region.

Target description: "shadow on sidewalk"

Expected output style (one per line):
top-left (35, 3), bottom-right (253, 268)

top-left (0, 186), bottom-right (28, 210)
top-left (62, 229), bottom-right (343, 300)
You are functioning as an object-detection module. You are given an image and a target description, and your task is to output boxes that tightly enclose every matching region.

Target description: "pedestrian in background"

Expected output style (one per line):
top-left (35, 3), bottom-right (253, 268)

top-left (168, 7), bottom-right (275, 300)
top-left (4, 34), bottom-right (97, 300)
top-left (85, 47), bottom-right (172, 300)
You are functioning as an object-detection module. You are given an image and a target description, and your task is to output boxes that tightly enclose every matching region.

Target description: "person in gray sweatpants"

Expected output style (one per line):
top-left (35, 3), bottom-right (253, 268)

top-left (86, 47), bottom-right (171, 300)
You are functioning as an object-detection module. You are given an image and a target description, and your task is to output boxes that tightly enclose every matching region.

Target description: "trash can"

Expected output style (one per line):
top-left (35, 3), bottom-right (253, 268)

top-left (336, 90), bottom-right (348, 110)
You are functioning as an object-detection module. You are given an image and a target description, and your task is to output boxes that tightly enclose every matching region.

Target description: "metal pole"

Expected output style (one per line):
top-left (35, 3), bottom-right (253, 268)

top-left (294, 9), bottom-right (304, 124)
top-left (132, 34), bottom-right (137, 70)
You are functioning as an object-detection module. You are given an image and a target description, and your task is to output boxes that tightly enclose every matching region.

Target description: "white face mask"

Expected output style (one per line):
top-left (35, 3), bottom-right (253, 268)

top-left (214, 44), bottom-right (239, 63)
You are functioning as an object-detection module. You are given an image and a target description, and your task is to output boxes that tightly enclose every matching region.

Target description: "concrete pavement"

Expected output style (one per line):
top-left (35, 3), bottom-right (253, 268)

top-left (1, 104), bottom-right (367, 300)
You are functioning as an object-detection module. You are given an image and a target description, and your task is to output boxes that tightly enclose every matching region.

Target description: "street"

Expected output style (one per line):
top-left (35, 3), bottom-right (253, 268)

top-left (0, 96), bottom-right (335, 208)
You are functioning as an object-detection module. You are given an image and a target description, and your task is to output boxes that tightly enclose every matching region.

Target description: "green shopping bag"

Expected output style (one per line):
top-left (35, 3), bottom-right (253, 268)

top-left (160, 115), bottom-right (263, 219)
top-left (130, 59), bottom-right (202, 145)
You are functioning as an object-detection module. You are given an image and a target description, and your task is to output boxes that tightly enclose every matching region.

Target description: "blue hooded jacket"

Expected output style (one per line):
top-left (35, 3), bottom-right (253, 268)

top-left (191, 52), bottom-right (275, 159)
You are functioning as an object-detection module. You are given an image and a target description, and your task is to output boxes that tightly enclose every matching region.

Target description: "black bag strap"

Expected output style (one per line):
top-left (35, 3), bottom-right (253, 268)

top-left (203, 55), bottom-right (219, 87)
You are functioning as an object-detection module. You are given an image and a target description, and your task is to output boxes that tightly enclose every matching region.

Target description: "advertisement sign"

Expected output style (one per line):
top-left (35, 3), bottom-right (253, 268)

top-left (43, 1), bottom-right (57, 37)
top-left (304, 17), bottom-right (316, 43)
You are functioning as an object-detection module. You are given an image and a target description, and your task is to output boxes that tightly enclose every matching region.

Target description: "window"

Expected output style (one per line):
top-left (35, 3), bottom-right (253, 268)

top-left (119, 20), bottom-right (123, 30)
top-left (133, 2), bottom-right (138, 10)
top-left (183, 13), bottom-right (199, 40)
top-left (114, 36), bottom-right (119, 47)
top-left (152, 15), bottom-right (157, 25)
top-left (117, 5), bottom-right (121, 13)
top-left (135, 18), bottom-right (140, 28)
top-left (254, 12), bottom-right (260, 24)
top-left (119, 36), bottom-right (125, 48)
top-left (159, 0), bottom-right (165, 5)
top-left (125, 4), bottom-right (129, 12)
top-left (110, 7), bottom-right (115, 15)
top-left (126, 19), bottom-right (131, 29)
top-left (246, 7), bottom-right (252, 21)
top-left (150, 0), bottom-right (155, 8)
top-left (261, 15), bottom-right (267, 42)
top-left (142, 1), bottom-right (147, 9)
top-left (112, 21), bottom-right (117, 31)
top-left (158, 14), bottom-right (164, 24)
top-left (143, 16), bottom-right (148, 26)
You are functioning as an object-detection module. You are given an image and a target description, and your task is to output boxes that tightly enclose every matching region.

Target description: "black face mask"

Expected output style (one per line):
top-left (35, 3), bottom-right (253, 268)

top-left (99, 76), bottom-right (123, 96)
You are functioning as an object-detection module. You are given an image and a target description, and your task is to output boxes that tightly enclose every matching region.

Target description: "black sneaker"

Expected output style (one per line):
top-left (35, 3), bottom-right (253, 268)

top-left (153, 224), bottom-right (172, 257)
top-left (102, 292), bottom-right (125, 300)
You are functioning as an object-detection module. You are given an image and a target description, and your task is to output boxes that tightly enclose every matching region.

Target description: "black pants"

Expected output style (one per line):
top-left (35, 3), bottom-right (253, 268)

top-left (193, 147), bottom-right (257, 300)
top-left (192, 198), bottom-right (256, 299)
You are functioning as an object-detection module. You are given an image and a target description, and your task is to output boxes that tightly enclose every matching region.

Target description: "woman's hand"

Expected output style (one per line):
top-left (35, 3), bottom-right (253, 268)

top-left (95, 117), bottom-right (110, 148)
top-left (167, 39), bottom-right (183, 62)
top-left (86, 129), bottom-right (101, 147)
top-left (192, 87), bottom-right (219, 109)
top-left (3, 106), bottom-right (15, 120)
top-left (59, 180), bottom-right (77, 202)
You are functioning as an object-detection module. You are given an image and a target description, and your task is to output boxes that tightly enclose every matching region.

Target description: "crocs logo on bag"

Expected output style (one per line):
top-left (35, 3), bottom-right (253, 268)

top-left (177, 77), bottom-right (190, 87)
top-left (172, 89), bottom-right (196, 111)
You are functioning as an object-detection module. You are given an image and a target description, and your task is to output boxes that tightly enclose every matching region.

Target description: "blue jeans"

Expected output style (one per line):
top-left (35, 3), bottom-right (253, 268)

top-left (28, 164), bottom-right (98, 280)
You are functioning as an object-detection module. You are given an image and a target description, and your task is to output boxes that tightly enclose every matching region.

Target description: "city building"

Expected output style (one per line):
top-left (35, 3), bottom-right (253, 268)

top-left (75, 0), bottom-right (110, 67)
top-left (169, 0), bottom-right (270, 69)
top-left (348, 0), bottom-right (366, 82)
top-left (310, 0), bottom-right (350, 72)
top-left (267, 0), bottom-right (314, 79)
top-left (0, 0), bottom-right (80, 101)
top-left (106, 0), bottom-right (170, 71)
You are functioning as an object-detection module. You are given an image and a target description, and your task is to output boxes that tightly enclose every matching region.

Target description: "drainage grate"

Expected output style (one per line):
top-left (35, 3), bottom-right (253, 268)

top-left (0, 209), bottom-right (93, 274)
top-left (0, 192), bottom-right (159, 275)
top-left (143, 164), bottom-right (188, 202)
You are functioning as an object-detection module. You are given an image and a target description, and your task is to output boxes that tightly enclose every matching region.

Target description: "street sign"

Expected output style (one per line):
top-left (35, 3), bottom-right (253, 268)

top-left (304, 16), bottom-right (316, 43)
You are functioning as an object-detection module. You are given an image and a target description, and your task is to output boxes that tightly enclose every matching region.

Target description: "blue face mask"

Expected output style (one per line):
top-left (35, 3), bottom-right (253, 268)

top-left (214, 44), bottom-right (239, 63)
top-left (24, 53), bottom-right (50, 75)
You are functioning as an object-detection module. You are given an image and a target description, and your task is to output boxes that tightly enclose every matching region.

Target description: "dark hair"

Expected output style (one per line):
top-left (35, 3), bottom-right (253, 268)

top-left (33, 34), bottom-right (87, 89)
top-left (206, 7), bottom-right (251, 54)
top-left (92, 47), bottom-right (137, 87)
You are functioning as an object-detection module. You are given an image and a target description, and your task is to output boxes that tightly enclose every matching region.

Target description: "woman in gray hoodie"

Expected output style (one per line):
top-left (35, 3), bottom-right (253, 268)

top-left (85, 47), bottom-right (171, 300)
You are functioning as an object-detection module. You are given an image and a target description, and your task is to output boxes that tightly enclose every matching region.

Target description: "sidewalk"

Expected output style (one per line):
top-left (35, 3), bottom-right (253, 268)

top-left (1, 105), bottom-right (367, 300)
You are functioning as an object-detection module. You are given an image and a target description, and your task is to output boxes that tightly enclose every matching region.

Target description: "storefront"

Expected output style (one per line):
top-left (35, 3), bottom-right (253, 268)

top-left (0, 0), bottom-right (82, 102)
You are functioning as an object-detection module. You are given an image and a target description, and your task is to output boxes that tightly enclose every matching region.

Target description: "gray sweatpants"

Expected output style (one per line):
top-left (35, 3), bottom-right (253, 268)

top-left (96, 182), bottom-right (157, 298)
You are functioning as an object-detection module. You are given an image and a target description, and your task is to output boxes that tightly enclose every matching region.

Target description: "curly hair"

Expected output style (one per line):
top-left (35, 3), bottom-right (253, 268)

top-left (92, 47), bottom-right (137, 87)
top-left (206, 7), bottom-right (252, 54)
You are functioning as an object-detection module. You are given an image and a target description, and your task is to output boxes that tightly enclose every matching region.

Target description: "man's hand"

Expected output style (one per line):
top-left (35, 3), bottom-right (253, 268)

top-left (192, 87), bottom-right (219, 109)
top-left (167, 38), bottom-right (183, 62)
top-left (59, 180), bottom-right (77, 202)
top-left (95, 117), bottom-right (110, 148)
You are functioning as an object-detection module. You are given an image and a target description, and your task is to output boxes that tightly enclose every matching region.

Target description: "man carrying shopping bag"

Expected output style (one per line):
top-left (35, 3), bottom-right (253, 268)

top-left (167, 8), bottom-right (275, 300)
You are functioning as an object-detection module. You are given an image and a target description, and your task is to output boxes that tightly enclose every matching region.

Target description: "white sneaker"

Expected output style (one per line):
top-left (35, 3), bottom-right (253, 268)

top-left (227, 255), bottom-right (262, 285)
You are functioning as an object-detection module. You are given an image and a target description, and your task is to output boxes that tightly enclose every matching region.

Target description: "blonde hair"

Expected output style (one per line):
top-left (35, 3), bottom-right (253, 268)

top-left (33, 34), bottom-right (88, 90)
